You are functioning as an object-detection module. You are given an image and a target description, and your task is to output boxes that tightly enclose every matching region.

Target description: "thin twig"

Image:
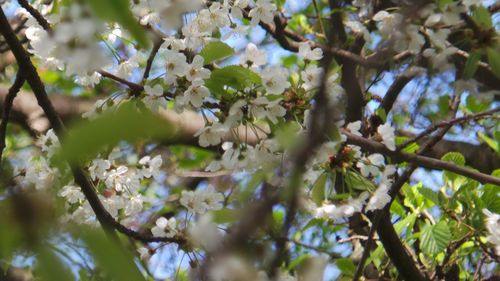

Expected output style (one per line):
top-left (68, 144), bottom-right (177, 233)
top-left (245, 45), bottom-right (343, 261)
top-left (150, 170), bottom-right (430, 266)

top-left (399, 107), bottom-right (500, 148)
top-left (142, 39), bottom-right (163, 83)
top-left (17, 0), bottom-right (51, 31)
top-left (0, 6), bottom-right (185, 245)
top-left (0, 72), bottom-right (24, 162)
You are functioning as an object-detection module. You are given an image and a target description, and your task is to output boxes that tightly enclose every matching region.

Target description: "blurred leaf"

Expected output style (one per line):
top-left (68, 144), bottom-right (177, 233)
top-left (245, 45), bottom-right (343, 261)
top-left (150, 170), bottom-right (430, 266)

top-left (336, 258), bottom-right (356, 277)
top-left (36, 247), bottom-right (75, 281)
top-left (487, 48), bottom-right (500, 79)
top-left (311, 173), bottom-right (327, 205)
top-left (375, 107), bottom-right (387, 123)
top-left (420, 221), bottom-right (451, 255)
top-left (59, 101), bottom-right (172, 163)
top-left (80, 229), bottom-right (145, 281)
top-left (477, 132), bottom-right (499, 152)
top-left (463, 51), bottom-right (481, 79)
top-left (205, 65), bottom-right (261, 96)
top-left (212, 208), bottom-right (240, 224)
top-left (438, 95), bottom-right (450, 116)
top-left (288, 254), bottom-right (310, 270)
top-left (472, 6), bottom-right (492, 29)
top-left (200, 41), bottom-right (235, 64)
top-left (87, 0), bottom-right (149, 48)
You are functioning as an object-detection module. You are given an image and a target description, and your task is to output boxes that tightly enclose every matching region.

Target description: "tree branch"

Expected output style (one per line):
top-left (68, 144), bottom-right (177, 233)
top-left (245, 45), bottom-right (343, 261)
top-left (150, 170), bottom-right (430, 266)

top-left (0, 7), bottom-right (185, 245)
top-left (0, 72), bottom-right (24, 162)
top-left (343, 131), bottom-right (500, 185)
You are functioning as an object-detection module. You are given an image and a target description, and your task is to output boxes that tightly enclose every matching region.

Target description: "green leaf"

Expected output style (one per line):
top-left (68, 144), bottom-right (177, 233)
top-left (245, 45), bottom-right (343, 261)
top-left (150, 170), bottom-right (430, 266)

top-left (472, 6), bottom-right (492, 29)
top-left (441, 152), bottom-right (465, 165)
top-left (200, 41), bottom-right (235, 64)
top-left (80, 229), bottom-right (145, 281)
top-left (311, 173), bottom-right (327, 205)
top-left (59, 101), bottom-right (173, 163)
top-left (477, 132), bottom-right (499, 152)
top-left (418, 187), bottom-right (440, 206)
top-left (212, 208), bottom-right (240, 224)
top-left (420, 221), bottom-right (451, 255)
top-left (36, 247), bottom-right (75, 281)
top-left (487, 48), bottom-right (500, 79)
top-left (438, 95), bottom-right (450, 116)
top-left (375, 107), bottom-right (387, 123)
top-left (463, 51), bottom-right (481, 79)
top-left (344, 170), bottom-right (376, 192)
top-left (205, 65), bottom-right (261, 96)
top-left (288, 254), bottom-right (310, 270)
top-left (87, 0), bottom-right (149, 48)
top-left (336, 258), bottom-right (356, 277)
top-left (394, 213), bottom-right (417, 237)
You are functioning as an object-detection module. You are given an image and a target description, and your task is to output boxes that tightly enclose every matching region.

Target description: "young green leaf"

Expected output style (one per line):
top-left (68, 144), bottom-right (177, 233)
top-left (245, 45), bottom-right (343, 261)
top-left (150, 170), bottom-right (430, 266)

top-left (420, 221), bottom-right (451, 255)
top-left (487, 48), bottom-right (500, 79)
top-left (200, 41), bottom-right (235, 64)
top-left (59, 101), bottom-right (173, 163)
top-left (205, 65), bottom-right (261, 96)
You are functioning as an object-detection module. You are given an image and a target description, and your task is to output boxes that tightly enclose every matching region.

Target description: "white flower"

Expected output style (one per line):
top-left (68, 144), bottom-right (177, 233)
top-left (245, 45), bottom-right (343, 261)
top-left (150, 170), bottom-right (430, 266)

top-left (261, 65), bottom-right (290, 94)
top-left (144, 84), bottom-right (163, 97)
top-left (345, 20), bottom-right (370, 41)
top-left (124, 195), bottom-right (144, 216)
top-left (365, 183), bottom-right (391, 211)
top-left (301, 64), bottom-right (322, 91)
top-left (186, 55), bottom-right (210, 81)
top-left (357, 153), bottom-right (384, 177)
top-left (182, 79), bottom-right (210, 108)
top-left (138, 155), bottom-right (162, 180)
top-left (195, 123), bottom-right (227, 147)
top-left (346, 121), bottom-right (362, 136)
top-left (137, 247), bottom-right (151, 260)
top-left (151, 217), bottom-right (177, 238)
top-left (82, 99), bottom-right (110, 120)
top-left (377, 123), bottom-right (396, 151)
top-left (58, 184), bottom-right (85, 204)
top-left (206, 2), bottom-right (231, 28)
top-left (229, 0), bottom-right (250, 19)
top-left (248, 0), bottom-right (276, 26)
top-left (250, 97), bottom-right (286, 124)
top-left (89, 159), bottom-right (111, 181)
top-left (483, 209), bottom-right (500, 255)
top-left (165, 50), bottom-right (189, 77)
top-left (39, 129), bottom-right (60, 158)
top-left (143, 84), bottom-right (165, 112)
top-left (298, 42), bottom-right (323, 61)
top-left (240, 43), bottom-right (267, 67)
top-left (188, 214), bottom-right (222, 251)
top-left (75, 72), bottom-right (101, 86)
top-left (200, 185), bottom-right (224, 211)
top-left (180, 190), bottom-right (208, 213)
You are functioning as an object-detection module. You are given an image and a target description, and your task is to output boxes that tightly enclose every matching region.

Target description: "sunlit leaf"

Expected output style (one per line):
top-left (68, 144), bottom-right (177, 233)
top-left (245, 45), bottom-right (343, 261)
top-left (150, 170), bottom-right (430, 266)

top-left (205, 65), bottom-right (261, 96)
top-left (59, 101), bottom-right (173, 163)
top-left (200, 41), bottom-right (235, 64)
top-left (336, 258), bottom-right (356, 277)
top-left (420, 221), bottom-right (451, 255)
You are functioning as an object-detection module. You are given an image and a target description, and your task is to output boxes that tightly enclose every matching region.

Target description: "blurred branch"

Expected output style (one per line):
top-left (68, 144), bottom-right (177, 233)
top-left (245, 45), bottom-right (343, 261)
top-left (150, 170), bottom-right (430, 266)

top-left (0, 6), bottom-right (185, 245)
